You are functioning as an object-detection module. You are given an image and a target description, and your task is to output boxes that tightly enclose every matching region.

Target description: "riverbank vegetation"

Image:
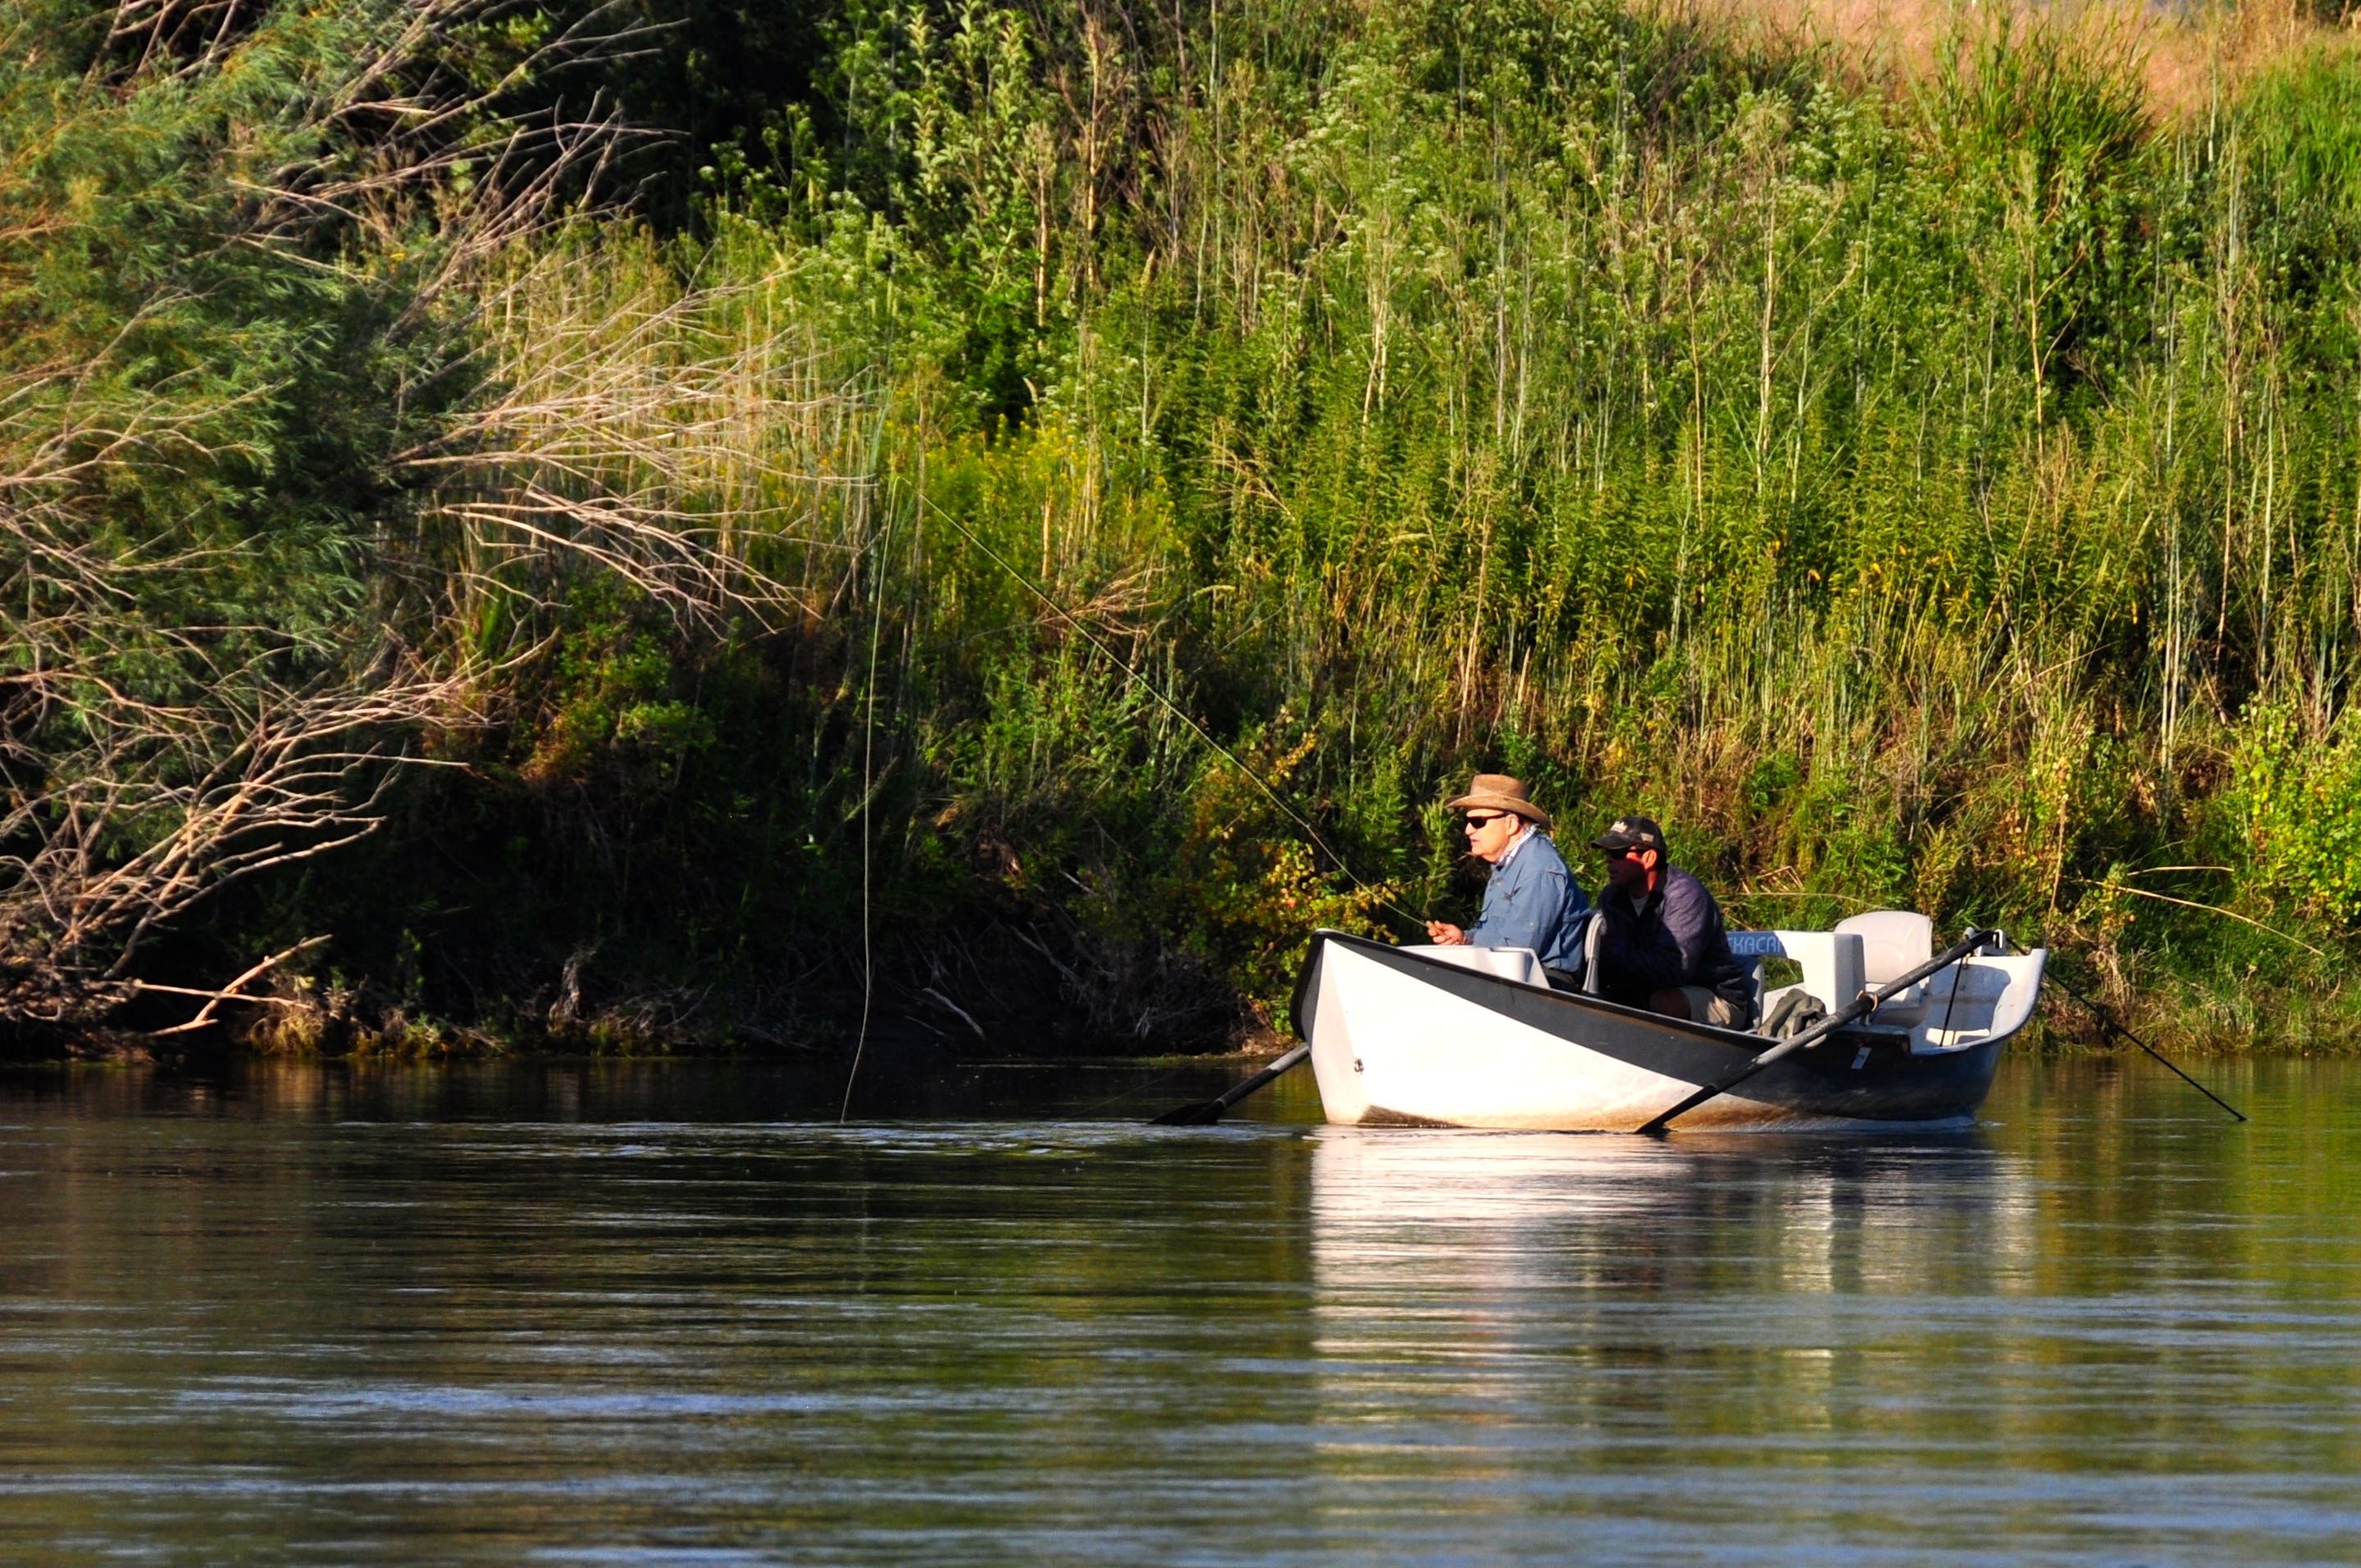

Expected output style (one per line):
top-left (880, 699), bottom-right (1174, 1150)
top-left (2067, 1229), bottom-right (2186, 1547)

top-left (5, 0), bottom-right (2361, 1059)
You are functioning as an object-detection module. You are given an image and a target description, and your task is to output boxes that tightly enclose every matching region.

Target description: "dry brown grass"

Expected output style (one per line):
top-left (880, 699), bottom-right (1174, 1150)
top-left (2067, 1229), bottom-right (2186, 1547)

top-left (1673, 0), bottom-right (2360, 118)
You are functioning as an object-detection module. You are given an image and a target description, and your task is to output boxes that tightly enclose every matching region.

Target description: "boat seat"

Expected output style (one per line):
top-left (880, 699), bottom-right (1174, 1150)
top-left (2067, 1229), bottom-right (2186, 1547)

top-left (1732, 929), bottom-right (1862, 1034)
top-left (1835, 910), bottom-right (1935, 1028)
top-left (1407, 944), bottom-right (1549, 988)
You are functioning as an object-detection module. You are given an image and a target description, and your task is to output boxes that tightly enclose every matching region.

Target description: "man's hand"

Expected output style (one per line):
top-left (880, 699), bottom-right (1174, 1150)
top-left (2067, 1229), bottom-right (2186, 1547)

top-left (1425, 921), bottom-right (1468, 946)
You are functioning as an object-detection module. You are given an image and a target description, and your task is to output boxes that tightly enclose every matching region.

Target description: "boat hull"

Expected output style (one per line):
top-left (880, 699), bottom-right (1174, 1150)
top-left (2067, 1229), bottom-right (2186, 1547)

top-left (1292, 931), bottom-right (2031, 1132)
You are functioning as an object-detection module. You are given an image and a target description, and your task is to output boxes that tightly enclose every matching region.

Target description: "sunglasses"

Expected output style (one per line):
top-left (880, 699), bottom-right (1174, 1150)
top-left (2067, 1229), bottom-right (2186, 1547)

top-left (1463, 813), bottom-right (1511, 829)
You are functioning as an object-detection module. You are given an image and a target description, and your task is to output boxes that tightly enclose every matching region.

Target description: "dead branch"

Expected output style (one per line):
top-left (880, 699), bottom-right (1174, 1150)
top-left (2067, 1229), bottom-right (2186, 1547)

top-left (142, 935), bottom-right (330, 1035)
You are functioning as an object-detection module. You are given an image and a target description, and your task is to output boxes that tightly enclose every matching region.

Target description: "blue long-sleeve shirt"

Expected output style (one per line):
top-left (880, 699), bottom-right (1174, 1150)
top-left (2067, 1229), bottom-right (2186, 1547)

top-left (1465, 830), bottom-right (1590, 972)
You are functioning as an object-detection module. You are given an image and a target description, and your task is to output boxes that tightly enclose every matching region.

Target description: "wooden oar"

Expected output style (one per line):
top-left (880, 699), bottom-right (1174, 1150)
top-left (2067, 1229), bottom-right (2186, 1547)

top-left (1635, 928), bottom-right (1997, 1136)
top-left (1151, 1044), bottom-right (1310, 1126)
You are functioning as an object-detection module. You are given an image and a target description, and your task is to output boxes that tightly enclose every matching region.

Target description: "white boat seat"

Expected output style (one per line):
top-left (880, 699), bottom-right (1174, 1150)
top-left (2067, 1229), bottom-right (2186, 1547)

top-left (1835, 910), bottom-right (1935, 1027)
top-left (1732, 929), bottom-right (1863, 1032)
top-left (1405, 944), bottom-right (1550, 988)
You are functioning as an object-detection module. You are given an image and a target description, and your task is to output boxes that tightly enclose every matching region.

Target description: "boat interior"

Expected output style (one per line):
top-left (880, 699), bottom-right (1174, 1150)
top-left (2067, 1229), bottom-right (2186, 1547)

top-left (1400, 912), bottom-right (2047, 1054)
top-left (1735, 914), bottom-right (2044, 1053)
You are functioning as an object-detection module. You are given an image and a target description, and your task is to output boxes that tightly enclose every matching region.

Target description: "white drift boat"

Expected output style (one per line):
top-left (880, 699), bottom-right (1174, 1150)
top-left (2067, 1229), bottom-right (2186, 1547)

top-left (1292, 913), bottom-right (2045, 1132)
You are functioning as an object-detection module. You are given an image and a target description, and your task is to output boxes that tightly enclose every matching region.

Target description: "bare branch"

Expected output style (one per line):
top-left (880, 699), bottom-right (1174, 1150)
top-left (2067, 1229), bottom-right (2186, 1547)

top-left (0, 0), bottom-right (880, 1034)
top-left (143, 934), bottom-right (329, 1035)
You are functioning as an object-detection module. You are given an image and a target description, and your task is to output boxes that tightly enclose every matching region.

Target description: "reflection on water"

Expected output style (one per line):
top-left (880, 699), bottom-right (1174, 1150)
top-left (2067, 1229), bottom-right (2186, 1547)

top-left (1304, 1128), bottom-right (2057, 1507)
top-left (2, 1055), bottom-right (2359, 1563)
top-left (1310, 1125), bottom-right (2040, 1298)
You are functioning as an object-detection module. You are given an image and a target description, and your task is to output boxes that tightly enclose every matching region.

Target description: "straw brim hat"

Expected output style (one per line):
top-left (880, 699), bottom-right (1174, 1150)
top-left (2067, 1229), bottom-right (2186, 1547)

top-left (1444, 773), bottom-right (1551, 829)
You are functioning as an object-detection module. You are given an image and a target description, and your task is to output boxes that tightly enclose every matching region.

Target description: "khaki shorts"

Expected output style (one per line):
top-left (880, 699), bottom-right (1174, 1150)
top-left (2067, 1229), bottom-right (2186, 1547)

top-left (1680, 986), bottom-right (1750, 1029)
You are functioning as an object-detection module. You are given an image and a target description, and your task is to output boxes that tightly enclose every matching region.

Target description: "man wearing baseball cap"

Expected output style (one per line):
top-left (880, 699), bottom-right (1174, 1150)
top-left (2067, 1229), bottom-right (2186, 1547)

top-left (1424, 773), bottom-right (1591, 984)
top-left (1588, 815), bottom-right (1755, 1028)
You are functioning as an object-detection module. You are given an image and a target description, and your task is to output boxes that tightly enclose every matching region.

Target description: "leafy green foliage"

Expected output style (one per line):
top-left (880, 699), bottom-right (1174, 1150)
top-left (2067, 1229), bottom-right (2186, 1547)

top-left (2231, 702), bottom-right (2361, 932)
top-left (21, 0), bottom-right (2361, 1052)
top-left (689, 0), bottom-right (2361, 1044)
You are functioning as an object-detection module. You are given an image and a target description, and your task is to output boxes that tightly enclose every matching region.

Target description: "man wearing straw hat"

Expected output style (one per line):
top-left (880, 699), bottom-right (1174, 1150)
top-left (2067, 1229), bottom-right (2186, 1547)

top-left (1425, 773), bottom-right (1591, 985)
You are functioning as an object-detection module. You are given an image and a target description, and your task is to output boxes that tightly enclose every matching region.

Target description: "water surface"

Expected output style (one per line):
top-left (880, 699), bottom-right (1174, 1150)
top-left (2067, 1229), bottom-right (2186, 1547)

top-left (2, 1054), bottom-right (2356, 1563)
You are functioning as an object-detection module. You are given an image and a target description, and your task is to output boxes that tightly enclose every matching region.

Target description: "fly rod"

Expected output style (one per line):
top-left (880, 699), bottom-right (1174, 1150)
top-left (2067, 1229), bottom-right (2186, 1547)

top-left (2045, 966), bottom-right (2247, 1124)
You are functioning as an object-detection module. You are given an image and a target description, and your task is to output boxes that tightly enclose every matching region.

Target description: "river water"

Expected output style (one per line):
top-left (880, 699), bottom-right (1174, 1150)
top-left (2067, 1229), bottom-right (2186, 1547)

top-left (2, 1052), bottom-right (2356, 1564)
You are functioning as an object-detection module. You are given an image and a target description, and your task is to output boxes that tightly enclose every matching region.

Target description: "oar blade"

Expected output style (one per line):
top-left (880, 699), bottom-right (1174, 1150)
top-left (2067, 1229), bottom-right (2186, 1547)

top-left (1149, 1043), bottom-right (1313, 1126)
top-left (1149, 1100), bottom-right (1228, 1127)
top-left (1636, 1082), bottom-right (1723, 1138)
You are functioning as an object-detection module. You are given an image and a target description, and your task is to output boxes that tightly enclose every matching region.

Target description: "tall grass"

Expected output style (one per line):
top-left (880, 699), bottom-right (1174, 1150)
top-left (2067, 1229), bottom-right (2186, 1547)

top-left (701, 0), bottom-right (2361, 1041)
top-left (15, 0), bottom-right (2361, 1051)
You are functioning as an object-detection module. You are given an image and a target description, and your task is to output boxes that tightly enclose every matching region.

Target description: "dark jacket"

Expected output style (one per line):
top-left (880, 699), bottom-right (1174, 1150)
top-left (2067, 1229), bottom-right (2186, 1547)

top-left (1593, 865), bottom-right (1753, 1019)
top-left (1464, 830), bottom-right (1590, 973)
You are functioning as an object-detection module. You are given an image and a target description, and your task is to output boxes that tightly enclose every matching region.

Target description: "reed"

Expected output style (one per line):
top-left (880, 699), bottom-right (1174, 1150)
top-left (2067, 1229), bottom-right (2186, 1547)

top-left (717, 0), bottom-right (2361, 1042)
